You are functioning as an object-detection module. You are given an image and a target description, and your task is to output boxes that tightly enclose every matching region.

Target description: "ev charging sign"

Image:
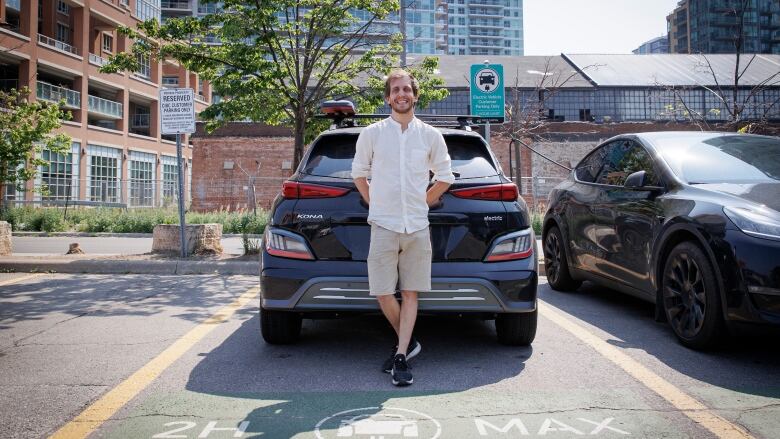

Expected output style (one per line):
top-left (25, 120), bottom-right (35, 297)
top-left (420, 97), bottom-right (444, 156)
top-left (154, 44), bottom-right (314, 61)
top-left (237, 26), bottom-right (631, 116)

top-left (470, 63), bottom-right (505, 123)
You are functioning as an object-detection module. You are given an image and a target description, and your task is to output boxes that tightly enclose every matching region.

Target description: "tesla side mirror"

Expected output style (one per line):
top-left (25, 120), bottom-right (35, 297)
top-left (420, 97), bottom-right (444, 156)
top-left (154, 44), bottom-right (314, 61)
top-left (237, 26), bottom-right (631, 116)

top-left (625, 170), bottom-right (664, 193)
top-left (624, 171), bottom-right (646, 188)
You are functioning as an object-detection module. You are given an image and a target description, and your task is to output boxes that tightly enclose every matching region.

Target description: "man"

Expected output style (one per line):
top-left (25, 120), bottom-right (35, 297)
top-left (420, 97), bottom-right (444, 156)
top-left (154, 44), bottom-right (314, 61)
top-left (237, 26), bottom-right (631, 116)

top-left (351, 69), bottom-right (455, 386)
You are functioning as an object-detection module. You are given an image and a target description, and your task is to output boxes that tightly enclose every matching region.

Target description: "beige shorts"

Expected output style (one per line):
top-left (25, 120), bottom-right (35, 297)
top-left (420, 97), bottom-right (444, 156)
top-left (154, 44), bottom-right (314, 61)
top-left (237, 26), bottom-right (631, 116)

top-left (367, 225), bottom-right (432, 296)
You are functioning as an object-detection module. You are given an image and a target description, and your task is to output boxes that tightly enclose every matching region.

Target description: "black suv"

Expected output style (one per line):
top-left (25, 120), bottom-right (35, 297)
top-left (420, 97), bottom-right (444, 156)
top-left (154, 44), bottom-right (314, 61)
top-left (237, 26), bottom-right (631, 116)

top-left (260, 111), bottom-right (538, 346)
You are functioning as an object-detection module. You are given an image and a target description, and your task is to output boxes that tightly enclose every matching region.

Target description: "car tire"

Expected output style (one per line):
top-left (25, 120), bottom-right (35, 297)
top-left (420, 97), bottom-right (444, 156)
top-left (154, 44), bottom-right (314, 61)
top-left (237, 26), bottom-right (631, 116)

top-left (260, 307), bottom-right (302, 344)
top-left (661, 242), bottom-right (724, 350)
top-left (543, 226), bottom-right (582, 291)
top-left (495, 310), bottom-right (537, 346)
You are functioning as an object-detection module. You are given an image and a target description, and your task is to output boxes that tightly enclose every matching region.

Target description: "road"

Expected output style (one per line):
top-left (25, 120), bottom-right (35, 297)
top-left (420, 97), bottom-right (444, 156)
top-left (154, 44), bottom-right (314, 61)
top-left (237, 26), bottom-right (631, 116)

top-left (9, 236), bottom-right (249, 256)
top-left (1, 273), bottom-right (778, 438)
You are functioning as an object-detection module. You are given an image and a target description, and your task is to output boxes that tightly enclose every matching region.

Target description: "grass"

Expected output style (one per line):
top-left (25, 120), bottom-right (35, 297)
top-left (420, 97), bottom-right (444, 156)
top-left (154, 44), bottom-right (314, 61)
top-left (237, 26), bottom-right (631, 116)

top-left (1, 207), bottom-right (268, 234)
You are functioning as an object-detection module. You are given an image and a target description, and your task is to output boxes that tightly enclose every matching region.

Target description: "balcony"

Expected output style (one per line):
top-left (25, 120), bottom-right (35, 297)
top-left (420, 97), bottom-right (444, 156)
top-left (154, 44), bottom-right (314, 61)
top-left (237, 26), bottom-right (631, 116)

top-left (469, 9), bottom-right (503, 18)
top-left (88, 95), bottom-right (123, 120)
top-left (468, 21), bottom-right (503, 29)
top-left (36, 82), bottom-right (81, 109)
top-left (38, 34), bottom-right (79, 56)
top-left (161, 0), bottom-right (191, 9)
top-left (89, 53), bottom-right (109, 67)
top-left (131, 114), bottom-right (150, 128)
top-left (469, 0), bottom-right (503, 6)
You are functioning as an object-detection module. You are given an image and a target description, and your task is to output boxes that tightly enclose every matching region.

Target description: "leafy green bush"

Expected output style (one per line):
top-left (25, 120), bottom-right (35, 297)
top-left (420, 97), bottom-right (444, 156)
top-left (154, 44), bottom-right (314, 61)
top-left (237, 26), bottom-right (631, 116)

top-left (1, 207), bottom-right (268, 234)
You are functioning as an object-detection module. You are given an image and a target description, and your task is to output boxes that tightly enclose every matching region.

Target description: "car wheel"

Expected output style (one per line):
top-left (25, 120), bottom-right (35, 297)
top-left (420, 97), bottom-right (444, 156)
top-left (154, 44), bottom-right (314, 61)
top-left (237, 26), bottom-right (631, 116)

top-left (543, 226), bottom-right (582, 291)
top-left (260, 307), bottom-right (302, 344)
top-left (495, 310), bottom-right (537, 346)
top-left (662, 242), bottom-right (724, 350)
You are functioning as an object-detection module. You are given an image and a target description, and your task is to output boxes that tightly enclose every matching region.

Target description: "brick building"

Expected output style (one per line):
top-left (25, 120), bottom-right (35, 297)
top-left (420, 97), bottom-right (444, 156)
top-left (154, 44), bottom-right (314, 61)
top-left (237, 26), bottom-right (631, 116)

top-left (0, 0), bottom-right (211, 207)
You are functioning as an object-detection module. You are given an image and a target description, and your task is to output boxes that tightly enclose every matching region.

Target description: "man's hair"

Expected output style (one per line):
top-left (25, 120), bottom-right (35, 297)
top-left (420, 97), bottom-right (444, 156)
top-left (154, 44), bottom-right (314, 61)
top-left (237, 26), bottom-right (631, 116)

top-left (384, 69), bottom-right (420, 98)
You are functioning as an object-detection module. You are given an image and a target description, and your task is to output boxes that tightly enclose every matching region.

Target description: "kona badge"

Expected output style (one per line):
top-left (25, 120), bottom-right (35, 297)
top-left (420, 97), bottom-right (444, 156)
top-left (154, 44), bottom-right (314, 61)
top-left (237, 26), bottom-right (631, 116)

top-left (484, 216), bottom-right (503, 222)
top-left (297, 214), bottom-right (324, 220)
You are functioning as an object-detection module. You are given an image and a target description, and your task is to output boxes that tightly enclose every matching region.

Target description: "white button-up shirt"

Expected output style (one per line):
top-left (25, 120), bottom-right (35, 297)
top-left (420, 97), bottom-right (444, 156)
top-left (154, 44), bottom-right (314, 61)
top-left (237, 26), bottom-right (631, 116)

top-left (351, 117), bottom-right (456, 234)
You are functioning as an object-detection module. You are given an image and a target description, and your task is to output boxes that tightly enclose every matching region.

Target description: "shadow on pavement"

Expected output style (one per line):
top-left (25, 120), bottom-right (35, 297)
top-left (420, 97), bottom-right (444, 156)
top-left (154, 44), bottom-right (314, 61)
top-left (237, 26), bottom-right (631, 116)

top-left (540, 280), bottom-right (780, 398)
top-left (0, 274), bottom-right (255, 330)
top-left (186, 312), bottom-right (531, 437)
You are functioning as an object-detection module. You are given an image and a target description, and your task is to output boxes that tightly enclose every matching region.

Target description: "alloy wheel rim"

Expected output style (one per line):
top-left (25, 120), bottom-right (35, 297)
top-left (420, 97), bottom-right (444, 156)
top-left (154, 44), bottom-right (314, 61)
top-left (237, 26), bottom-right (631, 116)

top-left (544, 232), bottom-right (561, 283)
top-left (663, 253), bottom-right (707, 338)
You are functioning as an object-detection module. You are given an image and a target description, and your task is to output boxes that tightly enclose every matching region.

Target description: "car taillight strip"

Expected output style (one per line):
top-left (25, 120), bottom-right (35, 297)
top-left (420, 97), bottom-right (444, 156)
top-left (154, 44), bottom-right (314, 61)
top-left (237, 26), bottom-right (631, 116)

top-left (450, 183), bottom-right (519, 201)
top-left (265, 229), bottom-right (315, 260)
top-left (282, 181), bottom-right (350, 199)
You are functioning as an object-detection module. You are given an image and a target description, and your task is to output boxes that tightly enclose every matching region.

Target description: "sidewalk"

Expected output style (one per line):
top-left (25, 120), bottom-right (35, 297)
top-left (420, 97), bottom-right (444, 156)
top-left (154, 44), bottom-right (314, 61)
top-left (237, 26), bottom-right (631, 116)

top-left (1, 234), bottom-right (544, 275)
top-left (1, 233), bottom-right (260, 275)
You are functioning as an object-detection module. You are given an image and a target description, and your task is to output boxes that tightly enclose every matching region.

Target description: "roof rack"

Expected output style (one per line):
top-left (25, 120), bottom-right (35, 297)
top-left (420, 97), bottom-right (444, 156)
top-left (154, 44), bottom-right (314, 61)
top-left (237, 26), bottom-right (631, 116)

top-left (315, 113), bottom-right (477, 131)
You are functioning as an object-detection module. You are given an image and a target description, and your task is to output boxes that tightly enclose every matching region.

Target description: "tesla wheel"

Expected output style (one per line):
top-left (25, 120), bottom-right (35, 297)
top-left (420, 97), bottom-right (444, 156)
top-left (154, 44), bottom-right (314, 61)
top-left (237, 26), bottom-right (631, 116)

top-left (543, 226), bottom-right (582, 291)
top-left (260, 307), bottom-right (302, 344)
top-left (662, 242), bottom-right (724, 350)
top-left (495, 310), bottom-right (537, 346)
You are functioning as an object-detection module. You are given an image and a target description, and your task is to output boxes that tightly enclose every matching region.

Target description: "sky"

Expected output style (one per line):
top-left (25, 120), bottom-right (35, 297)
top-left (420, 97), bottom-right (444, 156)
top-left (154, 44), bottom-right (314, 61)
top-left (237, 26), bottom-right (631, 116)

top-left (523, 0), bottom-right (681, 55)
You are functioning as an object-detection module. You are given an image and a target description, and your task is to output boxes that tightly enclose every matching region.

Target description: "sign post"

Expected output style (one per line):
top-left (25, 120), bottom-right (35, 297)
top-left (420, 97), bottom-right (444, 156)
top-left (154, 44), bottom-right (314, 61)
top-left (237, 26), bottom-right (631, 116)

top-left (159, 88), bottom-right (196, 258)
top-left (470, 62), bottom-right (505, 145)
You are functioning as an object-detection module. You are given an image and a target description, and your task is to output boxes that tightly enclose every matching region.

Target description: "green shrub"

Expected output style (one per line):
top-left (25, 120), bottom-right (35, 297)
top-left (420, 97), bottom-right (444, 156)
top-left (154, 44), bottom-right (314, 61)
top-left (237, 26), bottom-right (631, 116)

top-left (39, 209), bottom-right (67, 232)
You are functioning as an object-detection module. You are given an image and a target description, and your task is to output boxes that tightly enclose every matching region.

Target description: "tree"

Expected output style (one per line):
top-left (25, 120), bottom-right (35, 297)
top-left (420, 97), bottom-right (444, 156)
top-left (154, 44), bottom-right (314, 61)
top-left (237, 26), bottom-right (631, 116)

top-left (502, 57), bottom-right (597, 195)
top-left (103, 0), bottom-right (447, 169)
top-left (666, 0), bottom-right (780, 132)
top-left (0, 87), bottom-right (71, 211)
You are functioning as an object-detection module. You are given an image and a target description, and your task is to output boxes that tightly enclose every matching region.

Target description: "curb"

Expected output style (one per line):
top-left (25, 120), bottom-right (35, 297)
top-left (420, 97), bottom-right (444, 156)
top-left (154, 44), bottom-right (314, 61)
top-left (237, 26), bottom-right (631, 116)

top-left (0, 259), bottom-right (259, 275)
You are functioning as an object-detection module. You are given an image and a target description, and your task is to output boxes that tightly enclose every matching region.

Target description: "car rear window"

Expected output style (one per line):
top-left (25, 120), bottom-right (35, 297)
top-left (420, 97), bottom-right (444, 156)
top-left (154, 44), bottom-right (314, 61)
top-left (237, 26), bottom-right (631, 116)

top-left (301, 133), bottom-right (498, 180)
top-left (654, 135), bottom-right (780, 184)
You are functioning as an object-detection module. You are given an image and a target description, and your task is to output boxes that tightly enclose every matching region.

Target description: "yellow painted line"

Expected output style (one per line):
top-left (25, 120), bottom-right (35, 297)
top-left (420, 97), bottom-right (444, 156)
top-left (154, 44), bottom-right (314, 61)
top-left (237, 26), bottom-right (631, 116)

top-left (49, 286), bottom-right (260, 439)
top-left (539, 301), bottom-right (753, 439)
top-left (0, 273), bottom-right (43, 287)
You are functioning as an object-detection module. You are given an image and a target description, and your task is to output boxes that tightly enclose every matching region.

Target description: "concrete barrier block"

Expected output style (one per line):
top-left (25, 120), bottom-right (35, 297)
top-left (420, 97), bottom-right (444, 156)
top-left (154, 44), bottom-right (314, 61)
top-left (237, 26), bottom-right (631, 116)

top-left (152, 224), bottom-right (224, 255)
top-left (0, 221), bottom-right (12, 256)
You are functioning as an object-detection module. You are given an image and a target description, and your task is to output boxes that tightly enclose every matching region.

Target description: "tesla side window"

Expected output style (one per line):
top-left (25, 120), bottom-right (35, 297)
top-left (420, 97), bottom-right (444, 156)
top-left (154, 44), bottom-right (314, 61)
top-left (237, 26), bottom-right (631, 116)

top-left (594, 141), bottom-right (659, 186)
top-left (574, 145), bottom-right (609, 183)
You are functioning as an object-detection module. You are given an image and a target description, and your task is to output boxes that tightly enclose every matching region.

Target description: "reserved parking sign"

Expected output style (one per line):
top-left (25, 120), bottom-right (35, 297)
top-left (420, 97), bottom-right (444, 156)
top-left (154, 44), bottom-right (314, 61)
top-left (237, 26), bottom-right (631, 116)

top-left (159, 88), bottom-right (196, 135)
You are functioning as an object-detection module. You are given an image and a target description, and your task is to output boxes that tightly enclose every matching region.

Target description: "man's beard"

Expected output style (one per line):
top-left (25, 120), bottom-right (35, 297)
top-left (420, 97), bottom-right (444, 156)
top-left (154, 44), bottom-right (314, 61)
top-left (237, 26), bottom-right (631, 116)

top-left (391, 101), bottom-right (415, 114)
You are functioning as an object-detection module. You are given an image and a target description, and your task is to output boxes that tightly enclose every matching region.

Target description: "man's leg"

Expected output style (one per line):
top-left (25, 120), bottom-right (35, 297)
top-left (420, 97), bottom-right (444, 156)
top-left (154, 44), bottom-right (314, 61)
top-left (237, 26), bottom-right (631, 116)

top-left (397, 290), bottom-right (418, 355)
top-left (376, 293), bottom-right (401, 336)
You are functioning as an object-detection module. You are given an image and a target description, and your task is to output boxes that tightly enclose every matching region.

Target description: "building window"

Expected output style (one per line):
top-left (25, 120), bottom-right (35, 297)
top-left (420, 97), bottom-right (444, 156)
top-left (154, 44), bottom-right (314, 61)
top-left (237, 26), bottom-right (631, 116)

top-left (129, 151), bottom-right (155, 207)
top-left (162, 76), bottom-right (179, 87)
top-left (57, 1), bottom-right (70, 15)
top-left (40, 143), bottom-right (80, 201)
top-left (102, 34), bottom-right (113, 53)
top-left (56, 22), bottom-right (70, 43)
top-left (88, 145), bottom-right (121, 204)
top-left (161, 155), bottom-right (179, 203)
top-left (136, 53), bottom-right (151, 79)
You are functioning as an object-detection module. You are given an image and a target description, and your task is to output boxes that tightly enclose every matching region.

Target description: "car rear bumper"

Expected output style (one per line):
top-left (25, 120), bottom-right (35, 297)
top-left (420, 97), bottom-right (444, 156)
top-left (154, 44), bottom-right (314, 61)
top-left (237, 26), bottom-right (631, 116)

top-left (261, 254), bottom-right (537, 313)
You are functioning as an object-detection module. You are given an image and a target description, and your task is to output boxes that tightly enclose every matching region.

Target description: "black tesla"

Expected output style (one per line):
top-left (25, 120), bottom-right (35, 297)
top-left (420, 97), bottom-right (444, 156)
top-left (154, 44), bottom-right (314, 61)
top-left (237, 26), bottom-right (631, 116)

top-left (542, 131), bottom-right (780, 349)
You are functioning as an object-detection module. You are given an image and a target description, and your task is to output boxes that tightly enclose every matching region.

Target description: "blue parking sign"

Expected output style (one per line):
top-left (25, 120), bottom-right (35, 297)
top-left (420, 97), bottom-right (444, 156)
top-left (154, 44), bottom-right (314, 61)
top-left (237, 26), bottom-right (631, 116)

top-left (470, 64), bottom-right (505, 123)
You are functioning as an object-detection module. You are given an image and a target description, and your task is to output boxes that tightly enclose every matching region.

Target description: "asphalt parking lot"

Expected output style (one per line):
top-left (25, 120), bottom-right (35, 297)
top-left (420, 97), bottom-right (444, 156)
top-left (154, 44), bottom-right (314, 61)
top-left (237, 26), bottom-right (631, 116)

top-left (1, 273), bottom-right (778, 438)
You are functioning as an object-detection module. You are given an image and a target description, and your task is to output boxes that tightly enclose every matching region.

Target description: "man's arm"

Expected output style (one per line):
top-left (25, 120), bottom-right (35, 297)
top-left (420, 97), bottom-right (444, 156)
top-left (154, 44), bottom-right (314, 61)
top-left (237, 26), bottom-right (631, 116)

top-left (351, 129), bottom-right (373, 204)
top-left (427, 130), bottom-right (456, 206)
top-left (355, 177), bottom-right (370, 204)
top-left (426, 181), bottom-right (450, 206)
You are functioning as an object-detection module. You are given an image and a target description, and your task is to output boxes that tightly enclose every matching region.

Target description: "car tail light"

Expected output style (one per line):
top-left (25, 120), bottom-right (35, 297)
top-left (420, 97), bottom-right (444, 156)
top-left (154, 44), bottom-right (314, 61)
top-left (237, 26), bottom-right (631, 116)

top-left (265, 228), bottom-right (315, 260)
top-left (485, 229), bottom-right (534, 262)
top-left (450, 183), bottom-right (518, 201)
top-left (282, 181), bottom-right (350, 199)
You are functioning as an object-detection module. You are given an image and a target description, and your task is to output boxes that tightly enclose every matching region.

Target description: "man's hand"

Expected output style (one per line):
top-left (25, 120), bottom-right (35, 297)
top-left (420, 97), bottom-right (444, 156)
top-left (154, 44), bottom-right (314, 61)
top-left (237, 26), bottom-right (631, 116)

top-left (354, 177), bottom-right (370, 205)
top-left (426, 181), bottom-right (451, 207)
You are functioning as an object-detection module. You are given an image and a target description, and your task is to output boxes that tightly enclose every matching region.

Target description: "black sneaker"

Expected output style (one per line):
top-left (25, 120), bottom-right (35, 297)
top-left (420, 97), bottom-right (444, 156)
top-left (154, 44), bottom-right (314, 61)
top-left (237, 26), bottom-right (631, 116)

top-left (391, 354), bottom-right (413, 386)
top-left (381, 338), bottom-right (421, 373)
